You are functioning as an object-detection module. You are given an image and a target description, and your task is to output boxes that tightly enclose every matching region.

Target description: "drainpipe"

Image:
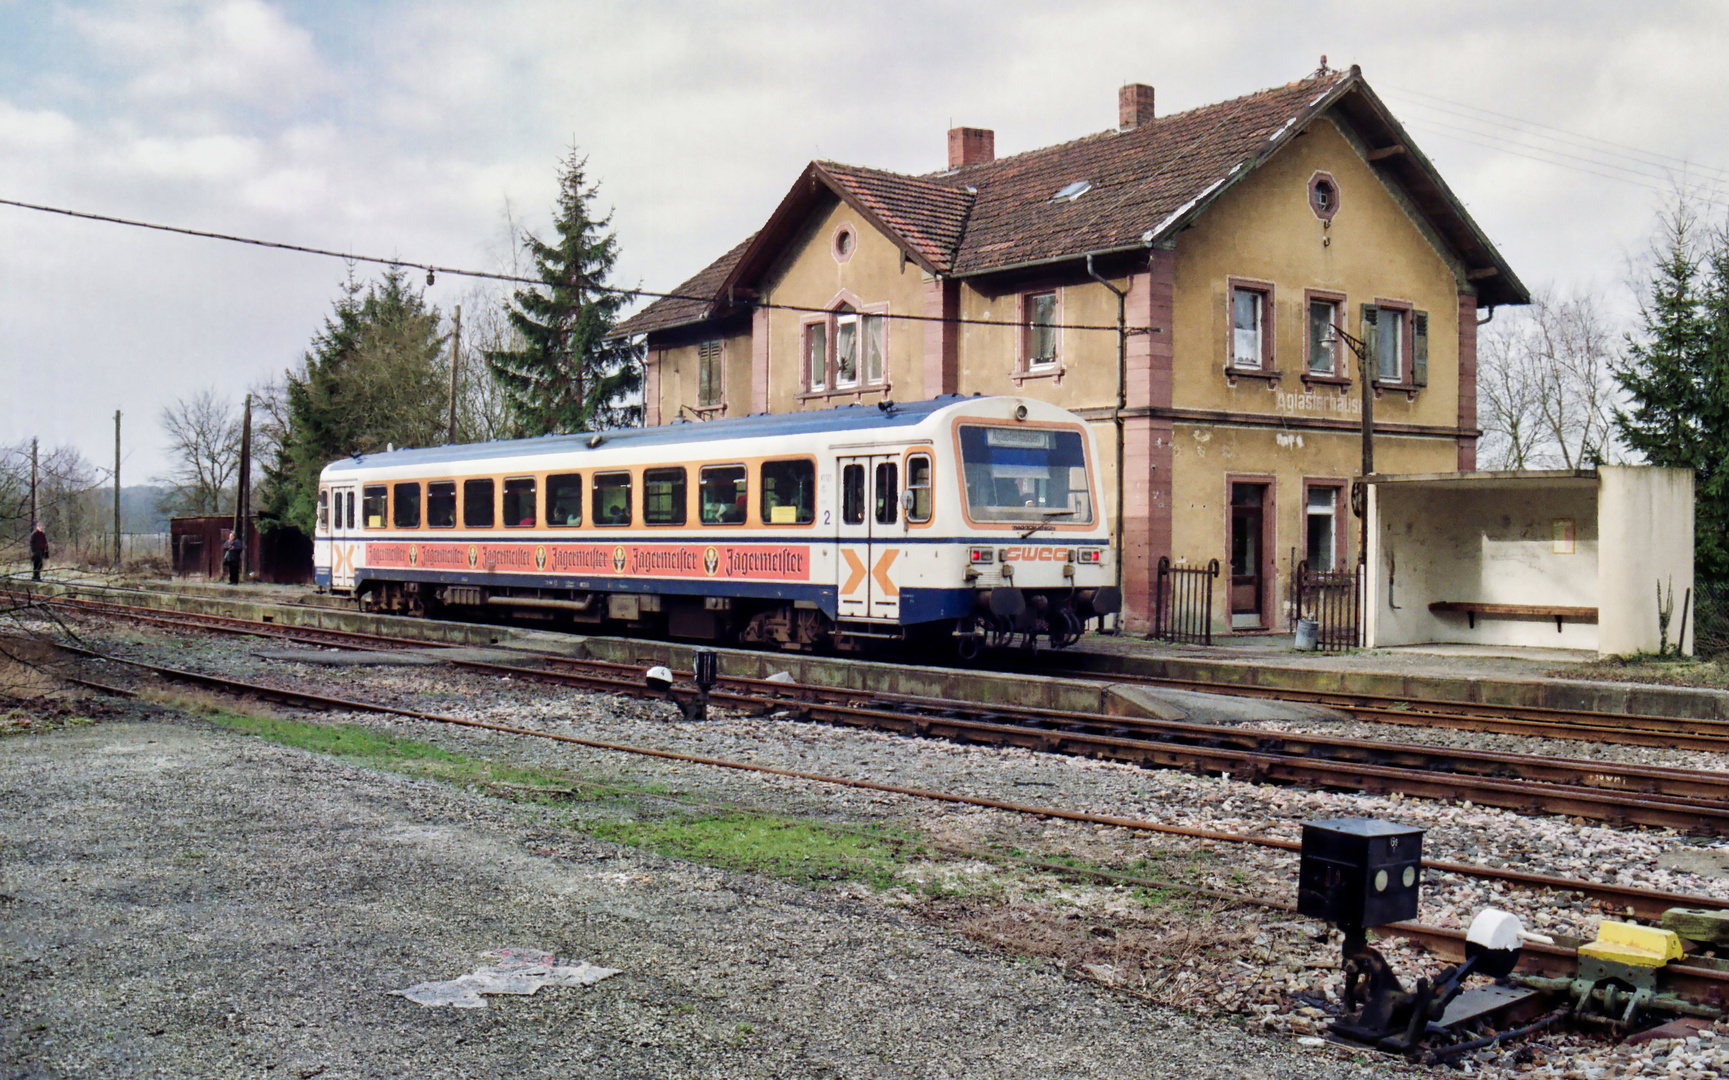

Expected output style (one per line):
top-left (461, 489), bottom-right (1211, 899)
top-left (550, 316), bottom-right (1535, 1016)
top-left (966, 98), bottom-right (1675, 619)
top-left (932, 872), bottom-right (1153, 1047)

top-left (1086, 253), bottom-right (1128, 634)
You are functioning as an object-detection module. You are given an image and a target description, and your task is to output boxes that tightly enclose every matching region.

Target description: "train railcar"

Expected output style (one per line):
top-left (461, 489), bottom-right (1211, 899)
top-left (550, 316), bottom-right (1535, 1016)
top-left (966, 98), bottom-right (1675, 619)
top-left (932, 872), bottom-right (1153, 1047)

top-left (313, 395), bottom-right (1120, 653)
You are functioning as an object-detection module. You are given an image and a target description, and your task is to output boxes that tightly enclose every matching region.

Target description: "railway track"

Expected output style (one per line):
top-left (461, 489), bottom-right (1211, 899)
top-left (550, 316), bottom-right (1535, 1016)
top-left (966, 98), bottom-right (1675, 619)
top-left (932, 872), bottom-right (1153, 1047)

top-left (20, 590), bottom-right (1729, 836)
top-left (41, 641), bottom-right (1729, 1016)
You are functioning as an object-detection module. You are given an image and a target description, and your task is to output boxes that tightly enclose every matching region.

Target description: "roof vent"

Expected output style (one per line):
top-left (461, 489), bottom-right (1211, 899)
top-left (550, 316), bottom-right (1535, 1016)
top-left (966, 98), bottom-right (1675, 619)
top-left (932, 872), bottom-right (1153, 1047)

top-left (948, 127), bottom-right (995, 168)
top-left (1051, 180), bottom-right (1092, 203)
top-left (1119, 83), bottom-right (1155, 130)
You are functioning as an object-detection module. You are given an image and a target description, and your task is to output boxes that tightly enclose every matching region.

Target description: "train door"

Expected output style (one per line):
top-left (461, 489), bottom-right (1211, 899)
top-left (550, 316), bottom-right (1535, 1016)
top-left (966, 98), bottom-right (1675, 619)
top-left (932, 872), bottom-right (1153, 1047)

top-left (328, 483), bottom-right (360, 591)
top-left (836, 455), bottom-right (901, 621)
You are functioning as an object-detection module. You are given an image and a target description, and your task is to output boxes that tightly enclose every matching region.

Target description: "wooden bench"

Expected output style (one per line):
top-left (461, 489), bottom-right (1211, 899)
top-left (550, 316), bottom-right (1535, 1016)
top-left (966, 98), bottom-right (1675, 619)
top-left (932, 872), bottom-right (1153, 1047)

top-left (1428, 601), bottom-right (1599, 632)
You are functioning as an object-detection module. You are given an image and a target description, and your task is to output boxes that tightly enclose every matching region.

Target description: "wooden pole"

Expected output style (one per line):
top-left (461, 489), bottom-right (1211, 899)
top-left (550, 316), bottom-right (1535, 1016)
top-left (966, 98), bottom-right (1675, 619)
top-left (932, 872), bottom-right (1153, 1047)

top-left (114, 410), bottom-right (122, 569)
top-left (447, 304), bottom-right (462, 444)
top-left (236, 393), bottom-right (252, 579)
top-left (30, 437), bottom-right (37, 528)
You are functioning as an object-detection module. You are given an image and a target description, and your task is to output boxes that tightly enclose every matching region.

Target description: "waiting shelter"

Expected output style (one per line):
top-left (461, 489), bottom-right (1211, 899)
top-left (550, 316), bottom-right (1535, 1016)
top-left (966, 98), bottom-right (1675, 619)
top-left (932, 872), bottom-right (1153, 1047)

top-left (1361, 467), bottom-right (1694, 656)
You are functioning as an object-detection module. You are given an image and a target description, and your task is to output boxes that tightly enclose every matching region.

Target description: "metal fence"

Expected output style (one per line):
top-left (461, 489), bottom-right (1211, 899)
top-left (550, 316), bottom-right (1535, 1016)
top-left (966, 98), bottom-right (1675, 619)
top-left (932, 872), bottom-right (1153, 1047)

top-left (1292, 560), bottom-right (1362, 651)
top-left (1691, 579), bottom-right (1729, 658)
top-left (1152, 556), bottom-right (1219, 646)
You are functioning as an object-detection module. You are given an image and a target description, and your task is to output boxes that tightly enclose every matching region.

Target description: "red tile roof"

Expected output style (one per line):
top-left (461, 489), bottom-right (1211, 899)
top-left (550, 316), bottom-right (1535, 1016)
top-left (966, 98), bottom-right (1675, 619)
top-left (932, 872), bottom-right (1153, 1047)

top-left (616, 234), bottom-right (753, 337)
top-left (618, 67), bottom-right (1523, 337)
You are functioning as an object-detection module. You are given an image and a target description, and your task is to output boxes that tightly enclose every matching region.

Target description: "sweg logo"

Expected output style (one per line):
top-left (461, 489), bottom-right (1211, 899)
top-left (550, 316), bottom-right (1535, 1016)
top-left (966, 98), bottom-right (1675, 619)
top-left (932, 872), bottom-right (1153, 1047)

top-left (1000, 546), bottom-right (1068, 562)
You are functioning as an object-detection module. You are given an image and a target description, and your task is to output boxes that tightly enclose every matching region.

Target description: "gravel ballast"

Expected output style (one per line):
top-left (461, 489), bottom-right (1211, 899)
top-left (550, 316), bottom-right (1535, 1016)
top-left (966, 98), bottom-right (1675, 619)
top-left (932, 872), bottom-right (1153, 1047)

top-left (1, 715), bottom-right (1383, 1080)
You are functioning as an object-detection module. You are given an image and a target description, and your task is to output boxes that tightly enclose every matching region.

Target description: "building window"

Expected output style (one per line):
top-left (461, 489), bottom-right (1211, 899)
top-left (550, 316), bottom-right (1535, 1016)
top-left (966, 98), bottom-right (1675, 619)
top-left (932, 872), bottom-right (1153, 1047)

top-left (805, 321), bottom-right (827, 392)
top-left (1306, 486), bottom-right (1339, 572)
top-left (1024, 291), bottom-right (1058, 369)
top-left (697, 340), bottom-right (723, 408)
top-left (804, 305), bottom-right (888, 393)
top-left (1309, 171), bottom-right (1340, 221)
top-left (1308, 297), bottom-right (1341, 375)
top-left (1363, 301), bottom-right (1419, 385)
top-left (835, 306), bottom-right (859, 389)
top-left (862, 313), bottom-right (885, 384)
top-left (833, 224), bottom-right (855, 263)
top-left (1230, 284), bottom-right (1270, 370)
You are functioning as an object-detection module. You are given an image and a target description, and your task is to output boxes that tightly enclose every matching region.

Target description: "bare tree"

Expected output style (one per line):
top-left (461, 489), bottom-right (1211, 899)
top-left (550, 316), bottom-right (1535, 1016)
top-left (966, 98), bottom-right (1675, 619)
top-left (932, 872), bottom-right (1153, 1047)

top-left (158, 389), bottom-right (240, 515)
top-left (1477, 289), bottom-right (1622, 469)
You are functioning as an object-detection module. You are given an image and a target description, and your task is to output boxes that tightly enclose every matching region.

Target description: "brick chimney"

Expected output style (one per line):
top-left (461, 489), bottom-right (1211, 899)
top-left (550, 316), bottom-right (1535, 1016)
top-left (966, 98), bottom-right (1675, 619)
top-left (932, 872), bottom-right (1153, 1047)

top-left (1119, 83), bottom-right (1155, 130)
top-left (948, 126), bottom-right (995, 168)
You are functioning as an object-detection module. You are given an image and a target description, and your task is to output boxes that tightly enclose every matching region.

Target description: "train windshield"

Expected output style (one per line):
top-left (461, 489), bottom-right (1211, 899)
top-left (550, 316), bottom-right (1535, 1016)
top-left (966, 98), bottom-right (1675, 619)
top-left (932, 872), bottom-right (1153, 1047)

top-left (959, 425), bottom-right (1093, 523)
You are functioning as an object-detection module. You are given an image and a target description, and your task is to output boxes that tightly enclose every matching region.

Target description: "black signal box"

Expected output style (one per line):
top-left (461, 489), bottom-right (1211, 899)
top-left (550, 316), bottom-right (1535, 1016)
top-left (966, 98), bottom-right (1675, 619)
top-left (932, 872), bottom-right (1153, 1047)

top-left (1297, 818), bottom-right (1424, 930)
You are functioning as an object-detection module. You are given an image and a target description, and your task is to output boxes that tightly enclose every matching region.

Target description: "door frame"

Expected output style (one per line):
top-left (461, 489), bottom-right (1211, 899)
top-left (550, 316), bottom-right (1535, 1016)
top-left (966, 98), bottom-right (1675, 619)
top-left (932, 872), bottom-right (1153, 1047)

top-left (1224, 473), bottom-right (1277, 630)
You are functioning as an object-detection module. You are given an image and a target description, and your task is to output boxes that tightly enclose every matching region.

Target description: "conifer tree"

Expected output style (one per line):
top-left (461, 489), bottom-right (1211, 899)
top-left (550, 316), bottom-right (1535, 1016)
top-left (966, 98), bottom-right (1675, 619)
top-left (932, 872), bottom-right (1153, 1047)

top-left (259, 267), bottom-right (446, 534)
top-left (1614, 202), bottom-right (1729, 579)
top-left (486, 151), bottom-right (641, 436)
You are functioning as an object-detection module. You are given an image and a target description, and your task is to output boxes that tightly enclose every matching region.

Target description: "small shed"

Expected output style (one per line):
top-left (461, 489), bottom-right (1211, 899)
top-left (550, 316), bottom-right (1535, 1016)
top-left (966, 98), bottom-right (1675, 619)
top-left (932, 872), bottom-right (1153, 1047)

top-left (1362, 467), bottom-right (1694, 656)
top-left (168, 517), bottom-right (314, 585)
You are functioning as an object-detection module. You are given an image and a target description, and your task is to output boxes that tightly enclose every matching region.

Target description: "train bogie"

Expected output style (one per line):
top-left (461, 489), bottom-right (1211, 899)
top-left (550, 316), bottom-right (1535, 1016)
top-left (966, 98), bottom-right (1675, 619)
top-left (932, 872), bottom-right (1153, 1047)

top-left (313, 395), bottom-right (1121, 652)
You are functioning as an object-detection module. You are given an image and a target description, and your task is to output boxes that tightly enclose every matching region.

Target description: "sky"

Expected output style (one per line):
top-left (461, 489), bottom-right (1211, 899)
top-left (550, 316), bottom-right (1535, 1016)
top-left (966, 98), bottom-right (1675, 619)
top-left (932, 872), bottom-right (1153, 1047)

top-left (3, 0), bottom-right (1728, 482)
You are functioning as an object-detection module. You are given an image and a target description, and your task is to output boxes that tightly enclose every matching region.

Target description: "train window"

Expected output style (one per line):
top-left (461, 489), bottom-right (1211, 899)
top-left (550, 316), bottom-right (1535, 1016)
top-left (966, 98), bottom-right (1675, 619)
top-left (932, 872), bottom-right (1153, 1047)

top-left (503, 477), bottom-right (536, 527)
top-left (317, 489), bottom-right (329, 531)
top-left (644, 467), bottom-right (687, 526)
top-left (393, 483), bottom-right (421, 529)
top-left (842, 464), bottom-right (865, 525)
top-left (546, 474), bottom-right (582, 526)
top-left (593, 471), bottom-right (632, 526)
top-left (959, 424), bottom-right (1094, 523)
top-left (874, 462), bottom-right (898, 525)
top-left (362, 486), bottom-right (388, 529)
top-left (761, 459), bottom-right (815, 525)
top-left (427, 481), bottom-right (456, 528)
top-left (906, 455), bottom-right (932, 523)
top-left (346, 491), bottom-right (355, 530)
top-left (699, 466), bottom-right (747, 525)
top-left (463, 478), bottom-right (495, 528)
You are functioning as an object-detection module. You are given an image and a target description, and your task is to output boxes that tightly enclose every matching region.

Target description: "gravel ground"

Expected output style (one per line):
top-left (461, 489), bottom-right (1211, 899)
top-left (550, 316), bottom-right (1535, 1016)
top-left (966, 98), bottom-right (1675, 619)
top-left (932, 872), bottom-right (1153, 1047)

top-left (1, 713), bottom-right (1387, 1080)
top-left (9, 616), bottom-right (1729, 1077)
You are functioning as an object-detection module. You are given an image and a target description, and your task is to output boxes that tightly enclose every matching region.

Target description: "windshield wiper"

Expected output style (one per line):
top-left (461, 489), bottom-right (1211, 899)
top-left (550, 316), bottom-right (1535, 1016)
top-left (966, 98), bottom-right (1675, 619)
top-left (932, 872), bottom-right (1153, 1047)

top-left (1019, 509), bottom-right (1076, 538)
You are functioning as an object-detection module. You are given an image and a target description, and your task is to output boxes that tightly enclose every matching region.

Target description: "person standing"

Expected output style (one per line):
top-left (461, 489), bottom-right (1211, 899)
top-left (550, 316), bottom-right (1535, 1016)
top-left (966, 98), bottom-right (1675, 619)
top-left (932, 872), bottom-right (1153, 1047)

top-left (29, 524), bottom-right (49, 582)
top-left (221, 533), bottom-right (243, 586)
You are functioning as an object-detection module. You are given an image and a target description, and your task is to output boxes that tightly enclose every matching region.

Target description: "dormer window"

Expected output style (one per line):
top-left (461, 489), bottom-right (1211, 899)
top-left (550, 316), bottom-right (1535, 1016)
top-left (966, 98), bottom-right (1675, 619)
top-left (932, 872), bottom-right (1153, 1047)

top-left (1051, 180), bottom-right (1092, 203)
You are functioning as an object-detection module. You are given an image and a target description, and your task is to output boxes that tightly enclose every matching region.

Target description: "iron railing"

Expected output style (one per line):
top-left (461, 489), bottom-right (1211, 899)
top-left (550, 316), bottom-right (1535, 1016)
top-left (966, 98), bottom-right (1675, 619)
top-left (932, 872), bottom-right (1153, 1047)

top-left (1292, 559), bottom-right (1362, 651)
top-left (1153, 556), bottom-right (1219, 645)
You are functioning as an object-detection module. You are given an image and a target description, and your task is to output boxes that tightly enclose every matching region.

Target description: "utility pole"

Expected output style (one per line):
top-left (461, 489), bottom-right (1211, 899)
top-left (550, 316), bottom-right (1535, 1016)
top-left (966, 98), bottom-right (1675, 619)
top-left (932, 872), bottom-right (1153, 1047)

top-left (114, 410), bottom-right (122, 569)
top-left (447, 304), bottom-right (462, 444)
top-left (30, 437), bottom-right (38, 529)
top-left (235, 393), bottom-right (252, 580)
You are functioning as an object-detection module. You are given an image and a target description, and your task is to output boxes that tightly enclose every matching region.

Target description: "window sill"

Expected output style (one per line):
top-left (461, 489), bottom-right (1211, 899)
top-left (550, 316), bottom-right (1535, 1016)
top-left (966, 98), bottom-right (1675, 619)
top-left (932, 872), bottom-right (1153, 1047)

top-left (692, 403), bottom-right (727, 418)
top-left (1013, 363), bottom-right (1065, 386)
top-left (1371, 380), bottom-right (1422, 402)
top-left (1299, 371), bottom-right (1351, 389)
top-left (1223, 365), bottom-right (1282, 387)
top-left (797, 383), bottom-right (890, 404)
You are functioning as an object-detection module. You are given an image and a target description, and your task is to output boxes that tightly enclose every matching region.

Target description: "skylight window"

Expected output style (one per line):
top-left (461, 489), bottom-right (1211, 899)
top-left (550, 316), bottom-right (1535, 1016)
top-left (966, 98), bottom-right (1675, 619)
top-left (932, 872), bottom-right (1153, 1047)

top-left (1050, 180), bottom-right (1092, 203)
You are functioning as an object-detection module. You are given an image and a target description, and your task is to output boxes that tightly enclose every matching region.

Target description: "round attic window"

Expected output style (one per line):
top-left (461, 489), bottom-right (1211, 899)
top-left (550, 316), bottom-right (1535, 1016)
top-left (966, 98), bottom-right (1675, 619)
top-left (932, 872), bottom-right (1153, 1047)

top-left (833, 224), bottom-right (856, 263)
top-left (1308, 172), bottom-right (1340, 221)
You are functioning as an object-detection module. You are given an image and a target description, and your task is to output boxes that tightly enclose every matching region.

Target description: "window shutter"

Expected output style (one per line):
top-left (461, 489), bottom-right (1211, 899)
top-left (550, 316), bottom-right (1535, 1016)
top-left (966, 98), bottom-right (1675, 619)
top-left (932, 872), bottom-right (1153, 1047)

top-left (1360, 304), bottom-right (1378, 381)
top-left (1412, 310), bottom-right (1429, 387)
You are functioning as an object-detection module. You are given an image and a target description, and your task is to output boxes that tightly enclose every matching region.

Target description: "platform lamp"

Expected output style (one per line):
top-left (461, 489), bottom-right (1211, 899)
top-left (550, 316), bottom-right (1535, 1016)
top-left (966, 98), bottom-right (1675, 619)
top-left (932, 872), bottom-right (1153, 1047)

top-left (1329, 320), bottom-right (1374, 646)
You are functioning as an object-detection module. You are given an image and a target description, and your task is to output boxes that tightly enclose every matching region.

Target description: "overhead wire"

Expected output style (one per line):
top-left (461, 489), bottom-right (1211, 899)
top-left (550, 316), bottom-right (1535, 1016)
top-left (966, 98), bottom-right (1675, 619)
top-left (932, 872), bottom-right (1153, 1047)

top-left (0, 195), bottom-right (1139, 335)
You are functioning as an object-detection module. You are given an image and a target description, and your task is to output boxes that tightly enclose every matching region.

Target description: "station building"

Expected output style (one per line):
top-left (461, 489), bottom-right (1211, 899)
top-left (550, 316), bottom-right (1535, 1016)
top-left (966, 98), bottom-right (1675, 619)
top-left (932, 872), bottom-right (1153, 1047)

top-left (616, 66), bottom-right (1528, 633)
